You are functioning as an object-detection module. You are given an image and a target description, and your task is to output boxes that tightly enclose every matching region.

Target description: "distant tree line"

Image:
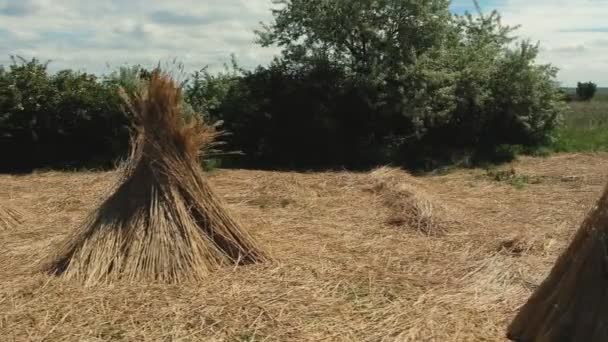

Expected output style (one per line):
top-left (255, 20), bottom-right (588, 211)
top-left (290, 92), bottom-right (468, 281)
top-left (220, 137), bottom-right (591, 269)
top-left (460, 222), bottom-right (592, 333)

top-left (558, 82), bottom-right (599, 102)
top-left (576, 81), bottom-right (597, 101)
top-left (1, 0), bottom-right (566, 172)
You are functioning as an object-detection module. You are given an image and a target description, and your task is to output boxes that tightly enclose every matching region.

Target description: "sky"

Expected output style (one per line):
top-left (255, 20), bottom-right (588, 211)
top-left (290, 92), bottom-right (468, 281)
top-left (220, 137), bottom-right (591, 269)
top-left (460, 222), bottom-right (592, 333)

top-left (0, 0), bottom-right (606, 86)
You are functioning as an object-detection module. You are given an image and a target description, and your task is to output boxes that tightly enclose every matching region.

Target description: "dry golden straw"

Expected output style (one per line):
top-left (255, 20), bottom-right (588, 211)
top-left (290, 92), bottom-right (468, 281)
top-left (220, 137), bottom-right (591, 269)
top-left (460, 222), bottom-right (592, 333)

top-left (367, 167), bottom-right (458, 236)
top-left (507, 181), bottom-right (608, 341)
top-left (42, 70), bottom-right (269, 285)
top-left (0, 206), bottom-right (22, 230)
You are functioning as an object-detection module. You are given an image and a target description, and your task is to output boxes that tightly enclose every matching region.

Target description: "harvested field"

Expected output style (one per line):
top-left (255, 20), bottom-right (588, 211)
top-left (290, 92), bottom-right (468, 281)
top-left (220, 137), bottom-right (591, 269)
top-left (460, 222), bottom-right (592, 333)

top-left (1, 152), bottom-right (608, 341)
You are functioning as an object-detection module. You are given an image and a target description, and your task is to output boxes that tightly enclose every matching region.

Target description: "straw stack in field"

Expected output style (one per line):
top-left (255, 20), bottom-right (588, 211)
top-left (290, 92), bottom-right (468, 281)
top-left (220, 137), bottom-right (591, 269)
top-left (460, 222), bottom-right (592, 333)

top-left (0, 206), bottom-right (22, 230)
top-left (507, 182), bottom-right (608, 341)
top-left (367, 167), bottom-right (459, 236)
top-left (42, 70), bottom-right (269, 285)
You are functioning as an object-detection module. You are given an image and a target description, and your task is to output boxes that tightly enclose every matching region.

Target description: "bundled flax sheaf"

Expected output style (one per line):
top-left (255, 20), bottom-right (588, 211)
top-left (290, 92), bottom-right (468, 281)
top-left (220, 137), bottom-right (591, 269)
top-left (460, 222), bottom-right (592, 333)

top-left (43, 70), bottom-right (268, 284)
top-left (0, 206), bottom-right (22, 230)
top-left (507, 182), bottom-right (608, 341)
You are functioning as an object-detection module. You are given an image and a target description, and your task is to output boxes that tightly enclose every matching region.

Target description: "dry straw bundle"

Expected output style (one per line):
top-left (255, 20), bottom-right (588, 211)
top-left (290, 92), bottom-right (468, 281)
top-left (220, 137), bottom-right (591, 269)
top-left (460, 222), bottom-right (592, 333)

top-left (0, 206), bottom-right (22, 230)
top-left (42, 70), bottom-right (269, 285)
top-left (507, 181), bottom-right (608, 341)
top-left (367, 167), bottom-right (459, 236)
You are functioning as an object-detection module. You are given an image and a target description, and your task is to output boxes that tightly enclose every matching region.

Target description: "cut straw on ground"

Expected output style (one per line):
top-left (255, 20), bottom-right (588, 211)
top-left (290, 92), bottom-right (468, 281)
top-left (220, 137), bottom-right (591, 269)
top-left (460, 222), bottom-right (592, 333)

top-left (367, 166), bottom-right (464, 236)
top-left (0, 206), bottom-right (22, 230)
top-left (1, 153), bottom-right (608, 340)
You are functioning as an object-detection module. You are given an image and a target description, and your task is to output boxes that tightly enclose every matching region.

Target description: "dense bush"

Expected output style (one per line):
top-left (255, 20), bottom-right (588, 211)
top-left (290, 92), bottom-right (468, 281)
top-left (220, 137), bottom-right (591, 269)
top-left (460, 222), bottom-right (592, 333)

top-left (184, 55), bottom-right (242, 120)
top-left (0, 59), bottom-right (229, 172)
top-left (576, 81), bottom-right (597, 101)
top-left (203, 0), bottom-right (565, 169)
top-left (208, 60), bottom-right (390, 168)
top-left (0, 57), bottom-right (129, 171)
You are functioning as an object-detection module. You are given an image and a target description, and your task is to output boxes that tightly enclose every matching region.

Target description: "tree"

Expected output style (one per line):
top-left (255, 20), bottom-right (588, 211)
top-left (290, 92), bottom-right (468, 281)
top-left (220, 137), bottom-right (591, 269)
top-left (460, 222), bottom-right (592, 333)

top-left (256, 0), bottom-right (456, 140)
top-left (238, 0), bottom-right (564, 167)
top-left (257, 0), bottom-right (453, 71)
top-left (576, 81), bottom-right (597, 101)
top-left (184, 55), bottom-right (243, 121)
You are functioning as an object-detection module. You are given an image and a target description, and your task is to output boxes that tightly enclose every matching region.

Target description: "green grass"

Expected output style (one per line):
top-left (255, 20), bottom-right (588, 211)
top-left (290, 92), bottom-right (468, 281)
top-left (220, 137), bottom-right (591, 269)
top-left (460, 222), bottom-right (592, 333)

top-left (484, 167), bottom-right (542, 189)
top-left (552, 92), bottom-right (608, 152)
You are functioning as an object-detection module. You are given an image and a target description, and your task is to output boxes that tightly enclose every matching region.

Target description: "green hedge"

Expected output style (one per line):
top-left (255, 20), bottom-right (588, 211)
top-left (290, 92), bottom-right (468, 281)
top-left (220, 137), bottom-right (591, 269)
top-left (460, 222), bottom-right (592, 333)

top-left (1, 4), bottom-right (567, 171)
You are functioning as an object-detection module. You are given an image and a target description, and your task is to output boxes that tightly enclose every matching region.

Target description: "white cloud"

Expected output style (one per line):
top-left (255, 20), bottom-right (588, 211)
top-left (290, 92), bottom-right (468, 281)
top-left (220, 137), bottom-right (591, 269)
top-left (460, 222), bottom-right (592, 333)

top-left (0, 0), bottom-right (279, 75)
top-left (0, 0), bottom-right (606, 85)
top-left (485, 0), bottom-right (608, 85)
